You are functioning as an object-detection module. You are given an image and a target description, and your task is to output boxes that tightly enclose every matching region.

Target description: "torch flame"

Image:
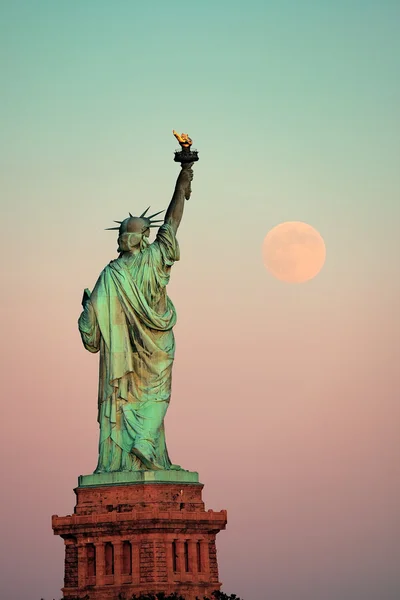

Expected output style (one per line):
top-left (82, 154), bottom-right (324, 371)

top-left (173, 130), bottom-right (192, 148)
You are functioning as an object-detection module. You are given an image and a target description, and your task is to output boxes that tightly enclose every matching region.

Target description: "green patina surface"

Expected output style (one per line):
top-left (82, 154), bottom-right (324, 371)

top-left (78, 470), bottom-right (199, 487)
top-left (77, 164), bottom-right (196, 476)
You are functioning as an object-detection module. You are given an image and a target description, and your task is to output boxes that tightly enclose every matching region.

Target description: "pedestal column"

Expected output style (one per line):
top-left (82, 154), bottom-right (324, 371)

top-left (176, 539), bottom-right (185, 574)
top-left (94, 542), bottom-right (105, 586)
top-left (188, 539), bottom-right (198, 575)
top-left (132, 539), bottom-right (140, 584)
top-left (77, 543), bottom-right (87, 589)
top-left (166, 536), bottom-right (174, 581)
top-left (113, 540), bottom-right (123, 585)
top-left (200, 538), bottom-right (210, 577)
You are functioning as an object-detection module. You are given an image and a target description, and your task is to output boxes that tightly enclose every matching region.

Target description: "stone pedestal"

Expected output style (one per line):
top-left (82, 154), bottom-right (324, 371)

top-left (52, 472), bottom-right (227, 600)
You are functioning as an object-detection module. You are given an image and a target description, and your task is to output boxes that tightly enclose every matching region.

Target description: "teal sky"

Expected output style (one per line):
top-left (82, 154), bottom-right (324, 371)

top-left (1, 1), bottom-right (399, 287)
top-left (1, 2), bottom-right (399, 600)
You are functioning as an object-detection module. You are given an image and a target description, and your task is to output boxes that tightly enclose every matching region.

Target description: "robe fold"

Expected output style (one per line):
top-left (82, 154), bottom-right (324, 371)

top-left (78, 223), bottom-right (180, 472)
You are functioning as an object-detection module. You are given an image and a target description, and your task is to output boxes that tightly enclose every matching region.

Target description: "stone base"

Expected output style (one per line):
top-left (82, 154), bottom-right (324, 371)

top-left (52, 476), bottom-right (227, 600)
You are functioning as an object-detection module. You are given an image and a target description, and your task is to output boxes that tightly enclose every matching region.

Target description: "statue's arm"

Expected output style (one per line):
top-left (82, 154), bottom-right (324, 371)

top-left (164, 165), bottom-right (194, 235)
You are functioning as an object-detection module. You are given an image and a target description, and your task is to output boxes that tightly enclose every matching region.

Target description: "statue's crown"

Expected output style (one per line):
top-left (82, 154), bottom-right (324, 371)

top-left (105, 207), bottom-right (164, 232)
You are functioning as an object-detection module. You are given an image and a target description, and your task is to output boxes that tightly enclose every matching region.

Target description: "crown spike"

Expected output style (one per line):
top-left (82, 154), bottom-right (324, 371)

top-left (114, 220), bottom-right (123, 224)
top-left (140, 206), bottom-right (151, 218)
top-left (149, 224), bottom-right (161, 228)
top-left (105, 227), bottom-right (120, 230)
top-left (147, 209), bottom-right (165, 220)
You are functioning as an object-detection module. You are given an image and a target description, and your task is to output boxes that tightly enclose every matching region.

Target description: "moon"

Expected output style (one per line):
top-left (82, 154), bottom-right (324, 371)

top-left (262, 221), bottom-right (326, 283)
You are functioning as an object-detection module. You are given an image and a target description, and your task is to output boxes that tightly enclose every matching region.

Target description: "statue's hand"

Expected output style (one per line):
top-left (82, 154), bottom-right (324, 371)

top-left (82, 288), bottom-right (91, 308)
top-left (177, 164), bottom-right (194, 200)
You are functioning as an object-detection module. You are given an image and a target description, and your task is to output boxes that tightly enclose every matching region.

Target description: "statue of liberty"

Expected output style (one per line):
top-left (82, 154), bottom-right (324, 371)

top-left (78, 141), bottom-right (194, 473)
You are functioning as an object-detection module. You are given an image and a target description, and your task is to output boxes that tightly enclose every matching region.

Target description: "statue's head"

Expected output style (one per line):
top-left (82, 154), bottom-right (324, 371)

top-left (105, 207), bottom-right (164, 254)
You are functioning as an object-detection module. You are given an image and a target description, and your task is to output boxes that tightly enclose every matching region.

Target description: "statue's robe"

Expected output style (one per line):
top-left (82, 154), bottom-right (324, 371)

top-left (78, 224), bottom-right (179, 472)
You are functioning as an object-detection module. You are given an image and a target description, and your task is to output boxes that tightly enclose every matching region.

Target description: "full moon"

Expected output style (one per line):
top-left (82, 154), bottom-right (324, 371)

top-left (262, 221), bottom-right (326, 283)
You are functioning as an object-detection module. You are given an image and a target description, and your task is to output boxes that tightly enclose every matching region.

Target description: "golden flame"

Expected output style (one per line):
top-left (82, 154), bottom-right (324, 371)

top-left (173, 130), bottom-right (192, 148)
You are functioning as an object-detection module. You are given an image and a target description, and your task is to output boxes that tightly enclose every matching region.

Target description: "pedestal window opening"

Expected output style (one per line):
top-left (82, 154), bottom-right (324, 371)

top-left (172, 541), bottom-right (178, 572)
top-left (105, 542), bottom-right (114, 576)
top-left (122, 541), bottom-right (132, 575)
top-left (184, 541), bottom-right (190, 572)
top-left (197, 541), bottom-right (202, 572)
top-left (87, 543), bottom-right (96, 577)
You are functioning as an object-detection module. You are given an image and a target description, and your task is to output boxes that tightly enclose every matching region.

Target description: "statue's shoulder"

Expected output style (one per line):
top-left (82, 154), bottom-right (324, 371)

top-left (96, 259), bottom-right (123, 280)
top-left (107, 258), bottom-right (122, 270)
top-left (151, 223), bottom-right (176, 247)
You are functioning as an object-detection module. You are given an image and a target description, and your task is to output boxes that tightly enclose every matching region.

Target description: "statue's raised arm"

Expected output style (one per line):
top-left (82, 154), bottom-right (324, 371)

top-left (164, 163), bottom-right (194, 235)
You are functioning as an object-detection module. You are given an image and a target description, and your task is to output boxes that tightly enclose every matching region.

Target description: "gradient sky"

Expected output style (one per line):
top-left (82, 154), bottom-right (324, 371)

top-left (1, 2), bottom-right (399, 599)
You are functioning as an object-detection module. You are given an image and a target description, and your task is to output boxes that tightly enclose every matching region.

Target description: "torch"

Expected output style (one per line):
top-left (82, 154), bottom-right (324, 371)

top-left (173, 130), bottom-right (199, 200)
